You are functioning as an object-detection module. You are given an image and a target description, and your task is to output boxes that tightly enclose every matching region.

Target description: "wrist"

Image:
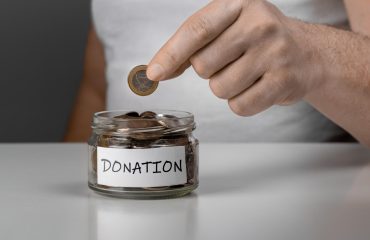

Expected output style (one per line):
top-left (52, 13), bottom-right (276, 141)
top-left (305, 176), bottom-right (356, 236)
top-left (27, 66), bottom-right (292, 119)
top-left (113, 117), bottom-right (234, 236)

top-left (292, 20), bottom-right (332, 98)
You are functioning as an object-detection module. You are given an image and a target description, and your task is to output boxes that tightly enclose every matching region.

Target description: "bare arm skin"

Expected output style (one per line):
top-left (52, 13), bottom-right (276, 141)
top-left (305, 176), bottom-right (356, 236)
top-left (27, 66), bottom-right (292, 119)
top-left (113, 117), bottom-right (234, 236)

top-left (64, 27), bottom-right (106, 142)
top-left (147, 0), bottom-right (370, 146)
top-left (344, 0), bottom-right (370, 35)
top-left (305, 0), bottom-right (370, 146)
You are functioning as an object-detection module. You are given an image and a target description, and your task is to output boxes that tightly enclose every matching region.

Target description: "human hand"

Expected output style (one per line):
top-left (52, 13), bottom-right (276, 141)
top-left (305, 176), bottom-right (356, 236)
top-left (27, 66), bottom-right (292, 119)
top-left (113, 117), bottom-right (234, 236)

top-left (147, 0), bottom-right (325, 116)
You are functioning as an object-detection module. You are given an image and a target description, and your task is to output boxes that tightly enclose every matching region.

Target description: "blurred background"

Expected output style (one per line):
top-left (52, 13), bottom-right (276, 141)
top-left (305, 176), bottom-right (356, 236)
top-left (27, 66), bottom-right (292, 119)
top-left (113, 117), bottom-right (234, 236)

top-left (0, 0), bottom-right (90, 142)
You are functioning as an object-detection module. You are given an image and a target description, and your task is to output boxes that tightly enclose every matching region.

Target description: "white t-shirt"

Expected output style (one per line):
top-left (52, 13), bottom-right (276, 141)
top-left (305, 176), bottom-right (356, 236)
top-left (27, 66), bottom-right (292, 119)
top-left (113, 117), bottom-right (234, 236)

top-left (92, 0), bottom-right (352, 142)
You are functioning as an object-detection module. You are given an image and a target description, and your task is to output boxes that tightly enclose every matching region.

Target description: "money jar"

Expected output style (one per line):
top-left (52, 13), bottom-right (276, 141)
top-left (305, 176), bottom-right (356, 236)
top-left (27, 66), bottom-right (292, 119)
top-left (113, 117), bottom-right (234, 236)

top-left (88, 110), bottom-right (199, 199)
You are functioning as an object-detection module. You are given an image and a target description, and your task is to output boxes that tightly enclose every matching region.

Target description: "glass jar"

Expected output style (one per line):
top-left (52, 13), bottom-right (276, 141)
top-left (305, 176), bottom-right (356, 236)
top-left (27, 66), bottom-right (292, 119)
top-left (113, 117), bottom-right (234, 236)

top-left (88, 110), bottom-right (199, 199)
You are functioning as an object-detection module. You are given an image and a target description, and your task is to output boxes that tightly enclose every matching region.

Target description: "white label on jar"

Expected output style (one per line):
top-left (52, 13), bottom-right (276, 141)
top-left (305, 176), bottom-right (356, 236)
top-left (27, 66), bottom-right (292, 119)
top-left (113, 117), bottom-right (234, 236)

top-left (97, 146), bottom-right (187, 188)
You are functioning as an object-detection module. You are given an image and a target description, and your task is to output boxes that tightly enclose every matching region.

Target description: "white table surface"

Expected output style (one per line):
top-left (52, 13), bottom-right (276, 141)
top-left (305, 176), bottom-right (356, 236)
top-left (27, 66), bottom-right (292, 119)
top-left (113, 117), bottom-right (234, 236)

top-left (1, 143), bottom-right (370, 240)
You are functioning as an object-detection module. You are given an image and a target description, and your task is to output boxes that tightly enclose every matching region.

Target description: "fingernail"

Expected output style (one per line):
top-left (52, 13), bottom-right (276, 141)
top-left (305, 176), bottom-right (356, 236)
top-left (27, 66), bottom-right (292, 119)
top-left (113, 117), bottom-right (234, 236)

top-left (147, 63), bottom-right (164, 81)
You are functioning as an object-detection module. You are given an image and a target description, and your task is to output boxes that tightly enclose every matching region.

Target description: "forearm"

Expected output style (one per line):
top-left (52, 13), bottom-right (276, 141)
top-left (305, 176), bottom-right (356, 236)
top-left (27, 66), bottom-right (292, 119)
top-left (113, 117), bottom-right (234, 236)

top-left (301, 23), bottom-right (370, 145)
top-left (64, 80), bottom-right (106, 142)
top-left (64, 27), bottom-right (106, 142)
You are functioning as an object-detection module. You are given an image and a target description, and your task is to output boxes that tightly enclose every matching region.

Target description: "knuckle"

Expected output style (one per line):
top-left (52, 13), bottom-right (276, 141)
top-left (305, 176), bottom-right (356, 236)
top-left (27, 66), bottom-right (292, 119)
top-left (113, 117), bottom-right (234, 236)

top-left (278, 97), bottom-right (298, 106)
top-left (162, 49), bottom-right (179, 66)
top-left (190, 56), bottom-right (212, 79)
top-left (228, 99), bottom-right (249, 116)
top-left (263, 20), bottom-right (279, 36)
top-left (265, 71), bottom-right (295, 104)
top-left (277, 90), bottom-right (301, 106)
top-left (253, 0), bottom-right (267, 8)
top-left (268, 71), bottom-right (290, 89)
top-left (280, 71), bottom-right (297, 89)
top-left (248, 90), bottom-right (265, 111)
top-left (209, 78), bottom-right (228, 99)
top-left (248, 82), bottom-right (274, 114)
top-left (188, 16), bottom-right (212, 42)
top-left (273, 38), bottom-right (291, 56)
top-left (251, 17), bottom-right (280, 39)
top-left (254, 0), bottom-right (281, 16)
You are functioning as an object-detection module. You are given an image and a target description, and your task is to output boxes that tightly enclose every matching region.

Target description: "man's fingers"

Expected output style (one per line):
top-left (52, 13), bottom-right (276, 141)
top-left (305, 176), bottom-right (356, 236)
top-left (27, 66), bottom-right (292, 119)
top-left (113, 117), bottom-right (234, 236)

top-left (166, 60), bottom-right (192, 79)
top-left (189, 20), bottom-right (248, 79)
top-left (208, 49), bottom-right (267, 99)
top-left (147, 0), bottom-right (242, 81)
top-left (228, 73), bottom-right (289, 116)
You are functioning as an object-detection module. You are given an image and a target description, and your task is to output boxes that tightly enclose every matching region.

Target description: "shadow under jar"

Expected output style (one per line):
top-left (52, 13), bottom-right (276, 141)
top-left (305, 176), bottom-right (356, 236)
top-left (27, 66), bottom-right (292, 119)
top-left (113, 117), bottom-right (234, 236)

top-left (88, 110), bottom-right (199, 199)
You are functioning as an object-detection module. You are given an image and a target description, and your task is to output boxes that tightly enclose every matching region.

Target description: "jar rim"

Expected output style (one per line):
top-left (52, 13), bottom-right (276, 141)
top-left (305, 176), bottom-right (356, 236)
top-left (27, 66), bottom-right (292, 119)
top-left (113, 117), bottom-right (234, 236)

top-left (92, 109), bottom-right (195, 135)
top-left (94, 109), bottom-right (194, 122)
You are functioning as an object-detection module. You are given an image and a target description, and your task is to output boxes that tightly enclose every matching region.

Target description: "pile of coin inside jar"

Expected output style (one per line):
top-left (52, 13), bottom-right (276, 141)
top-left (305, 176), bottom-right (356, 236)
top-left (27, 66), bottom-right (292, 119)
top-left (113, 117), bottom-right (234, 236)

top-left (88, 110), bottom-right (199, 199)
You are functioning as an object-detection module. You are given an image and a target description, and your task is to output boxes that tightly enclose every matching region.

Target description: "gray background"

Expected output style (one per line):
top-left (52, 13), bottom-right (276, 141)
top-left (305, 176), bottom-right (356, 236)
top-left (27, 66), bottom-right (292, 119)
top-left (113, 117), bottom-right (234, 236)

top-left (0, 0), bottom-right (90, 142)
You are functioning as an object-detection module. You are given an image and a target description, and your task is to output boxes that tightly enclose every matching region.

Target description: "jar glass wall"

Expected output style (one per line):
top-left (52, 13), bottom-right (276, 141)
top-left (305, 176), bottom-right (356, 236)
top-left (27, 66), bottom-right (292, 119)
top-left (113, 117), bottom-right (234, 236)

top-left (88, 110), bottom-right (199, 199)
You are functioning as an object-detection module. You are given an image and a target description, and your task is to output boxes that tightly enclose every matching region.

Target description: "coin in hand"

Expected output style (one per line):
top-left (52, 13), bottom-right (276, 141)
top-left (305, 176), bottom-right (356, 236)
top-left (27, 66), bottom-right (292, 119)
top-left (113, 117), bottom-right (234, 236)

top-left (128, 65), bottom-right (158, 96)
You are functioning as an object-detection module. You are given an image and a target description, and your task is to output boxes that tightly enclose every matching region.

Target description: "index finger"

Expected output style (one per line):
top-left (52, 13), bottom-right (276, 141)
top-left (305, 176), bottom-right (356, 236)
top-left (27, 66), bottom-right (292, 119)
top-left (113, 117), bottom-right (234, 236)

top-left (147, 0), bottom-right (242, 81)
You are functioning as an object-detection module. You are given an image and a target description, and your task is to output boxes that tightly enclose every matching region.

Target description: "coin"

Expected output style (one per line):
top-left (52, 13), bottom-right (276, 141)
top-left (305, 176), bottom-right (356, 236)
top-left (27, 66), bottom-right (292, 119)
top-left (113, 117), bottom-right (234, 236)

top-left (115, 111), bottom-right (162, 133)
top-left (128, 65), bottom-right (158, 96)
top-left (139, 111), bottom-right (157, 119)
top-left (114, 111), bottom-right (140, 119)
top-left (155, 113), bottom-right (180, 128)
